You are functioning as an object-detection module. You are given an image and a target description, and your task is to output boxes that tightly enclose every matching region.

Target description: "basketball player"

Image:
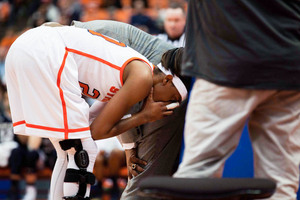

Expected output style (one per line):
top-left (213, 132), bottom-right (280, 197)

top-left (5, 24), bottom-right (187, 200)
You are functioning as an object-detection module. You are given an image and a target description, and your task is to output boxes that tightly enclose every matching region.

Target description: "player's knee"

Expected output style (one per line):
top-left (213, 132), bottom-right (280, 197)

top-left (59, 139), bottom-right (96, 199)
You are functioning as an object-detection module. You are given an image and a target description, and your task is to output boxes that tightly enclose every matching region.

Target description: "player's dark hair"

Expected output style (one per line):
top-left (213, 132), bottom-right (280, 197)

top-left (160, 47), bottom-right (192, 92)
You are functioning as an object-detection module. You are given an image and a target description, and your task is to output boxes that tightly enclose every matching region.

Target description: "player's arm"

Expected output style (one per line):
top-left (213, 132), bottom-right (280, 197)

top-left (89, 90), bottom-right (172, 141)
top-left (91, 60), bottom-right (169, 140)
top-left (97, 88), bottom-right (173, 140)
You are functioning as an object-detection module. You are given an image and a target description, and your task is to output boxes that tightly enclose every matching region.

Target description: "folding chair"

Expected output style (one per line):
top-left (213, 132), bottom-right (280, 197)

top-left (138, 176), bottom-right (276, 200)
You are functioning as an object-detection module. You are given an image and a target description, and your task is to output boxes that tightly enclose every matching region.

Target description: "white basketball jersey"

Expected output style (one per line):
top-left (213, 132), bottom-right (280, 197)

top-left (56, 26), bottom-right (154, 102)
top-left (6, 26), bottom-right (153, 139)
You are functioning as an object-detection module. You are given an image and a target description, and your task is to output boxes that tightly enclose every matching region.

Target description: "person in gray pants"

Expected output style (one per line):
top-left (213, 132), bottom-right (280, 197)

top-left (72, 20), bottom-right (191, 200)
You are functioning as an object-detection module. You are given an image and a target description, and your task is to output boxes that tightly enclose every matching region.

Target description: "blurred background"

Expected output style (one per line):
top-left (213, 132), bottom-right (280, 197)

top-left (0, 0), bottom-right (299, 200)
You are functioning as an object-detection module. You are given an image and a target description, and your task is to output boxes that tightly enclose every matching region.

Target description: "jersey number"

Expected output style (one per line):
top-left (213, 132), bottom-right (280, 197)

top-left (79, 81), bottom-right (100, 99)
top-left (88, 30), bottom-right (126, 47)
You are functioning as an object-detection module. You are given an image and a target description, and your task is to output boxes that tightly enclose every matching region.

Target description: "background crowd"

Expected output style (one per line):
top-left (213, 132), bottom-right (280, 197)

top-left (1, 0), bottom-right (300, 200)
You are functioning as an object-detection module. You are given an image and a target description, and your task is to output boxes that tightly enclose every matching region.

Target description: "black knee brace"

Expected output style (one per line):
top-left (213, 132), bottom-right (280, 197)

top-left (59, 139), bottom-right (95, 200)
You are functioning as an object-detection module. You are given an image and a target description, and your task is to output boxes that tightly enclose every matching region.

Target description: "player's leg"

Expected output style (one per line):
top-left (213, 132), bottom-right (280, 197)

top-left (249, 91), bottom-right (300, 200)
top-left (60, 137), bottom-right (98, 199)
top-left (49, 138), bottom-right (68, 200)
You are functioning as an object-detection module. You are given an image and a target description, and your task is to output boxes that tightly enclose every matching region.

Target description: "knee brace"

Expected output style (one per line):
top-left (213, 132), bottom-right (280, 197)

top-left (59, 139), bottom-right (95, 200)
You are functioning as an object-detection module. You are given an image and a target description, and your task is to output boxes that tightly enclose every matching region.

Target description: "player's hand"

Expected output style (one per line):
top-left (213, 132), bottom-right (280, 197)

top-left (141, 88), bottom-right (173, 123)
top-left (125, 148), bottom-right (147, 179)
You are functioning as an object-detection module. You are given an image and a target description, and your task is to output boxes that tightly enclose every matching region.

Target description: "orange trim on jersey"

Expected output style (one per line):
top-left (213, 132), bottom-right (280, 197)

top-left (13, 120), bottom-right (25, 127)
top-left (26, 123), bottom-right (90, 133)
top-left (13, 120), bottom-right (90, 133)
top-left (57, 49), bottom-right (69, 139)
top-left (66, 47), bottom-right (121, 71)
top-left (119, 57), bottom-right (154, 86)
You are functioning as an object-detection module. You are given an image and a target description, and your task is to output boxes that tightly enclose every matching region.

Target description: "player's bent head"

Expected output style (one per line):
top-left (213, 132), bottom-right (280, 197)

top-left (152, 69), bottom-right (181, 102)
top-left (153, 60), bottom-right (188, 103)
top-left (161, 47), bottom-right (193, 92)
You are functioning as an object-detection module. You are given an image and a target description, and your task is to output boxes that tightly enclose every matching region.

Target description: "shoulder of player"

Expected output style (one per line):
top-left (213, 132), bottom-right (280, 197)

top-left (123, 60), bottom-right (153, 84)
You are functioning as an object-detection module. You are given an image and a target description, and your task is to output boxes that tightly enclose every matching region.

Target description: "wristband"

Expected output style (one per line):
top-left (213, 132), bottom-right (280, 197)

top-left (122, 142), bottom-right (136, 150)
top-left (121, 114), bottom-right (132, 120)
top-left (166, 102), bottom-right (180, 110)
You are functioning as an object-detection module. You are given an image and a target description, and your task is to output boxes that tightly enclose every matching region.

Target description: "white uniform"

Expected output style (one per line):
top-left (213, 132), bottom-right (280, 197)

top-left (5, 25), bottom-right (153, 140)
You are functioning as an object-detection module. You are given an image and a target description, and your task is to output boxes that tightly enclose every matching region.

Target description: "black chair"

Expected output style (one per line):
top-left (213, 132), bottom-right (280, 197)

top-left (138, 176), bottom-right (276, 200)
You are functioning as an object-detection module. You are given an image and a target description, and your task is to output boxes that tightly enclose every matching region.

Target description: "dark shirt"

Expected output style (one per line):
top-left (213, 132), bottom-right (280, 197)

top-left (183, 0), bottom-right (300, 90)
top-left (130, 14), bottom-right (159, 34)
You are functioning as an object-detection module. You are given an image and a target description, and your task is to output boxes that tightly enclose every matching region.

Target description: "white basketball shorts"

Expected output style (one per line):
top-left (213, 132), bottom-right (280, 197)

top-left (5, 27), bottom-right (91, 139)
